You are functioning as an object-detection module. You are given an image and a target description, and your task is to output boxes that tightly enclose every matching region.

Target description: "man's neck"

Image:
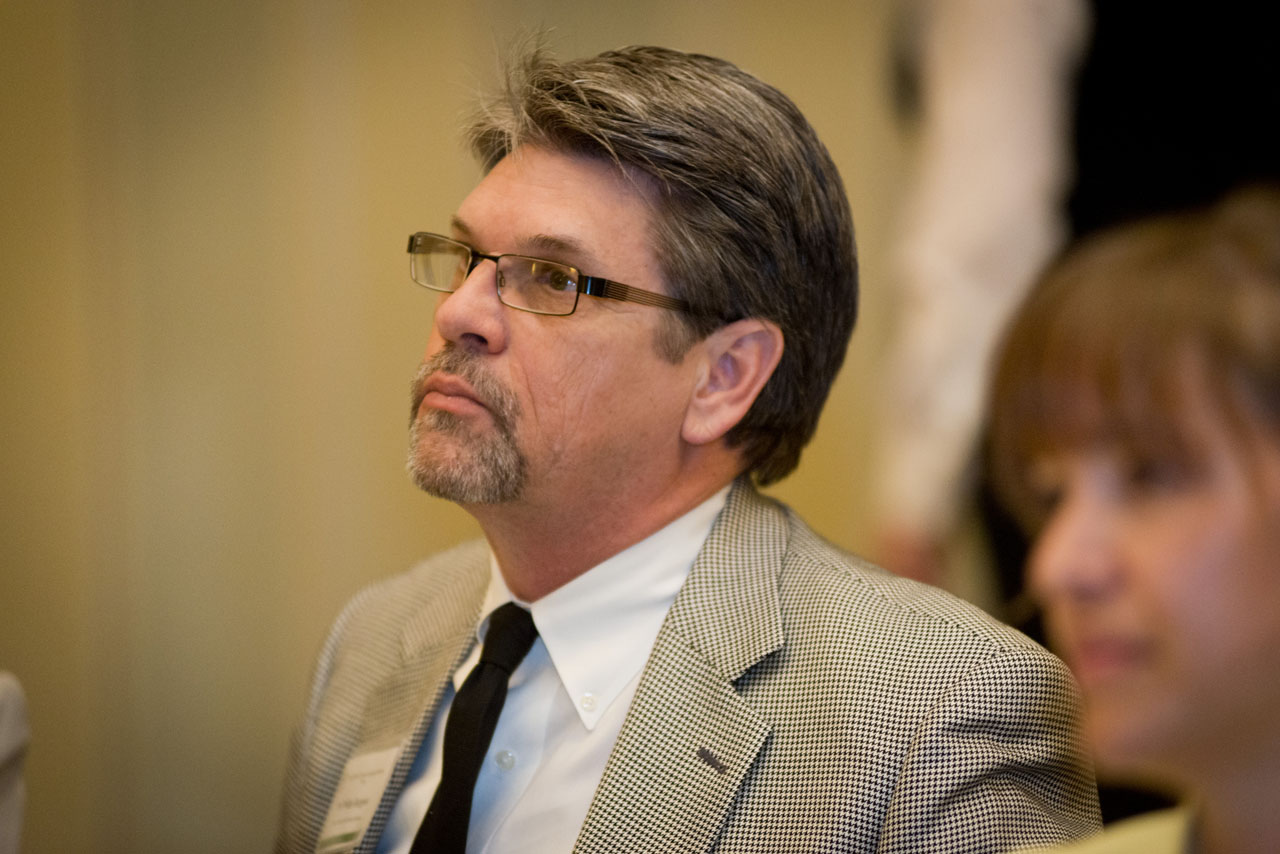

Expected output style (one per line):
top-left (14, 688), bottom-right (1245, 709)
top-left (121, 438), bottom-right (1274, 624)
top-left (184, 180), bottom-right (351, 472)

top-left (466, 462), bottom-right (741, 602)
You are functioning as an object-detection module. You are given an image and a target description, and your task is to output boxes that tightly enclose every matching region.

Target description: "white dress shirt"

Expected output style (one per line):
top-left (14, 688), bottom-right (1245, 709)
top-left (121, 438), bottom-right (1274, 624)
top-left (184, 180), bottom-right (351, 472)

top-left (376, 486), bottom-right (730, 854)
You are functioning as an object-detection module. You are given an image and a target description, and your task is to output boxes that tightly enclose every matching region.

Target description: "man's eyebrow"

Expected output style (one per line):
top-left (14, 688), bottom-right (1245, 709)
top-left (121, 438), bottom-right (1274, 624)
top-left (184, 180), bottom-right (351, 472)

top-left (449, 215), bottom-right (473, 241)
top-left (523, 233), bottom-right (591, 261)
top-left (449, 218), bottom-right (599, 267)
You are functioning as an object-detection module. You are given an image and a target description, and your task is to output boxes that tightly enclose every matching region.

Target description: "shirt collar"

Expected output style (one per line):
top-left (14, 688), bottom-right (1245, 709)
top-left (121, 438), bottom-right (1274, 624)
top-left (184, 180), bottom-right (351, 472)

top-left (475, 485), bottom-right (730, 729)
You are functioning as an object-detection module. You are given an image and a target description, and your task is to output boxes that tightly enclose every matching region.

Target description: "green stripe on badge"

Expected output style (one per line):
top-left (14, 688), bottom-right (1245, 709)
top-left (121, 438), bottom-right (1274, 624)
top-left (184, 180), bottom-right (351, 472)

top-left (318, 831), bottom-right (359, 850)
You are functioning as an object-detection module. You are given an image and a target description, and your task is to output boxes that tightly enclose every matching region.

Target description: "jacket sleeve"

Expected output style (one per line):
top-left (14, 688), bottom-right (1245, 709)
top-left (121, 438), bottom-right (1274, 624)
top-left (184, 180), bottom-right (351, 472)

top-left (878, 642), bottom-right (1102, 853)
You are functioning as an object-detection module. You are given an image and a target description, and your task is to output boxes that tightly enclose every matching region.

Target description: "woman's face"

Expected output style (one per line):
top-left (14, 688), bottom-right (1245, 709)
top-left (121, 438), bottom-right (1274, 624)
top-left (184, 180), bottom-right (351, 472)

top-left (1027, 363), bottom-right (1280, 784)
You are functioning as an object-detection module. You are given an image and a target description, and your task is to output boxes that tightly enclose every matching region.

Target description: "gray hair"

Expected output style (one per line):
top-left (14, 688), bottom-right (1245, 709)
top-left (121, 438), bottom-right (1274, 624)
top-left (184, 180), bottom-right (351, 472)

top-left (467, 45), bottom-right (859, 485)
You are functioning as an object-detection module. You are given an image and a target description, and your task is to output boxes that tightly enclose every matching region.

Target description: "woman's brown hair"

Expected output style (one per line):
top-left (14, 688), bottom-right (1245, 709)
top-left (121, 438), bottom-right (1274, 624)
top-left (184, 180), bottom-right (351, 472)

top-left (989, 185), bottom-right (1280, 530)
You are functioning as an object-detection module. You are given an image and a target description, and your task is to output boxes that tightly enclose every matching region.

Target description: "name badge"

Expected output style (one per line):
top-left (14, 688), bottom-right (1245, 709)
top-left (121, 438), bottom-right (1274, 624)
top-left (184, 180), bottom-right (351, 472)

top-left (316, 745), bottom-right (402, 853)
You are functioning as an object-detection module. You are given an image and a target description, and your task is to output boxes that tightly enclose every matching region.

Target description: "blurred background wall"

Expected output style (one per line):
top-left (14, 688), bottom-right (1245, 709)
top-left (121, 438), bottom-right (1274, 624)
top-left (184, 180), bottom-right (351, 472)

top-left (0, 0), bottom-right (910, 849)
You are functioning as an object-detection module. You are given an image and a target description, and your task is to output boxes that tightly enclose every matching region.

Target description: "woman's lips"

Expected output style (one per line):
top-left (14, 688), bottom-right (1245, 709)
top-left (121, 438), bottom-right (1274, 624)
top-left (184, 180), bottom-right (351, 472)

top-left (1065, 635), bottom-right (1154, 689)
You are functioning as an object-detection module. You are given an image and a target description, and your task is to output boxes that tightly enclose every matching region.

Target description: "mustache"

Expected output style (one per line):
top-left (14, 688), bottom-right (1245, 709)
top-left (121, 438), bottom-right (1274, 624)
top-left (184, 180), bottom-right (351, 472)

top-left (409, 345), bottom-right (521, 433)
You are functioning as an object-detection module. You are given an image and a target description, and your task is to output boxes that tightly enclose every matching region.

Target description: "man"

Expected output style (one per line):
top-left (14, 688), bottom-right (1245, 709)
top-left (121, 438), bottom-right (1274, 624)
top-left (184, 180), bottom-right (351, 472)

top-left (276, 46), bottom-right (1100, 854)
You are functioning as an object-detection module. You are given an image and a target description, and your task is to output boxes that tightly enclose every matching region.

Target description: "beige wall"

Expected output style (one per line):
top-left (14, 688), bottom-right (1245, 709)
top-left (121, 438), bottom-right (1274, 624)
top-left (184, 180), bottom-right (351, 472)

top-left (0, 1), bottom-right (906, 850)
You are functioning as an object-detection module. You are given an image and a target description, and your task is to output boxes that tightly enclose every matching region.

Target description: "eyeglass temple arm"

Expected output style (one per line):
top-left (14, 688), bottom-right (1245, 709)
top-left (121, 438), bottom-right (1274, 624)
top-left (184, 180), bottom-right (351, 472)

top-left (579, 275), bottom-right (693, 313)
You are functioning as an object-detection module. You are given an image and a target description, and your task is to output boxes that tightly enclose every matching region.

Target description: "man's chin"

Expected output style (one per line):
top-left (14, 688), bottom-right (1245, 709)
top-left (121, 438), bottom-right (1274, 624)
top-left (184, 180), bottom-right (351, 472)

top-left (407, 462), bottom-right (524, 505)
top-left (405, 430), bottom-right (527, 505)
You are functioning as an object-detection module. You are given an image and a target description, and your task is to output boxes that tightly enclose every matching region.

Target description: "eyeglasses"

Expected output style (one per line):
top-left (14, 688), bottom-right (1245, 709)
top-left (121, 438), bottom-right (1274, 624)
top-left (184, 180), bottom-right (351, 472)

top-left (407, 232), bottom-right (693, 316)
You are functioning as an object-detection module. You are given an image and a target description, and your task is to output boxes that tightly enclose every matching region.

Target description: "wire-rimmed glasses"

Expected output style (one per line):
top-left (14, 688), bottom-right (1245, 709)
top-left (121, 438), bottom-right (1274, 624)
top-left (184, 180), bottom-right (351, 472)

top-left (407, 232), bottom-right (693, 316)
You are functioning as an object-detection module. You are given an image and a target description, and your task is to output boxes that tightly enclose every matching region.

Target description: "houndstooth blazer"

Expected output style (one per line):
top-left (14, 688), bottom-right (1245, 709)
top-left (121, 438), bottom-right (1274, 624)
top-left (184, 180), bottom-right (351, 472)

top-left (276, 482), bottom-right (1100, 853)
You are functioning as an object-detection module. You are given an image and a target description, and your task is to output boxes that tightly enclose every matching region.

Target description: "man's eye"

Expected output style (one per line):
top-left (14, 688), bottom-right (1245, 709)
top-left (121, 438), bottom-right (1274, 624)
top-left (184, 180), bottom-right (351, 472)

top-left (531, 263), bottom-right (576, 292)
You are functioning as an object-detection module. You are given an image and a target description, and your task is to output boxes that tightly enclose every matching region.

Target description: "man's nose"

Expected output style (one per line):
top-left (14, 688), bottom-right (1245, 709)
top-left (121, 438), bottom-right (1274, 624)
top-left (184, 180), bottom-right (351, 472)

top-left (431, 257), bottom-right (508, 354)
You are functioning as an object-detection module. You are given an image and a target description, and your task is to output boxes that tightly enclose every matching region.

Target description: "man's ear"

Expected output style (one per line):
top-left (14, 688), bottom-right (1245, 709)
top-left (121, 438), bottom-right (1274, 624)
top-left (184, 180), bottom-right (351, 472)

top-left (682, 318), bottom-right (784, 446)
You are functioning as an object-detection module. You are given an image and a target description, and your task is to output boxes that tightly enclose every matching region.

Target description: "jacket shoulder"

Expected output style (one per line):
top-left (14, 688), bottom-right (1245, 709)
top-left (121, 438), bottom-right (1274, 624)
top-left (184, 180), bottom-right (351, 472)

top-left (335, 539), bottom-right (490, 639)
top-left (779, 506), bottom-right (1045, 659)
top-left (275, 538), bottom-right (489, 852)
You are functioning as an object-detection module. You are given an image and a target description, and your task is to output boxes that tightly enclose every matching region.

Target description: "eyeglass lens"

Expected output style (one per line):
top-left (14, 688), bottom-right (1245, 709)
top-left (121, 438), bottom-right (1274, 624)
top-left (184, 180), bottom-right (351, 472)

top-left (411, 234), bottom-right (581, 315)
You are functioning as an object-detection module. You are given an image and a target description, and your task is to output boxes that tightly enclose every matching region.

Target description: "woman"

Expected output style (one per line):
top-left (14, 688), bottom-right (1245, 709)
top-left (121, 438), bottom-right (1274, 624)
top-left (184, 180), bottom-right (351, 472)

top-left (989, 186), bottom-right (1280, 854)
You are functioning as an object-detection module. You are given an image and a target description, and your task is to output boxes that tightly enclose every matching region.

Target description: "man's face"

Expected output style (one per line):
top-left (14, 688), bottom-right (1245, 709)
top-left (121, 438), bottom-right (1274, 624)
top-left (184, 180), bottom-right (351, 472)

top-left (407, 145), bottom-right (699, 509)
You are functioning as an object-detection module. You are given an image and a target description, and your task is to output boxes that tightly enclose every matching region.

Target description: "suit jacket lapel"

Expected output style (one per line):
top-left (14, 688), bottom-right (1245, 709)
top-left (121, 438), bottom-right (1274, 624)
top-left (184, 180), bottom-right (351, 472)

top-left (574, 481), bottom-right (787, 854)
top-left (350, 546), bottom-right (490, 852)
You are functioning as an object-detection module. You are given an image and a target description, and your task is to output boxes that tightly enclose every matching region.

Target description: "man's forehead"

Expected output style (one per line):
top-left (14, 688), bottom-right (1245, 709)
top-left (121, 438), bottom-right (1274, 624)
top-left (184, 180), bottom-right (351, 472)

top-left (462, 145), bottom-right (658, 216)
top-left (451, 145), bottom-right (662, 278)
top-left (450, 213), bottom-right (591, 259)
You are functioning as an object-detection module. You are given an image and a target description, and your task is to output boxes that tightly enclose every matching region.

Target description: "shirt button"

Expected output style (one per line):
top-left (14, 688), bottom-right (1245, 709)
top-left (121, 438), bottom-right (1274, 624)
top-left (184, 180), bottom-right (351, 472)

top-left (494, 749), bottom-right (516, 771)
top-left (579, 692), bottom-right (597, 712)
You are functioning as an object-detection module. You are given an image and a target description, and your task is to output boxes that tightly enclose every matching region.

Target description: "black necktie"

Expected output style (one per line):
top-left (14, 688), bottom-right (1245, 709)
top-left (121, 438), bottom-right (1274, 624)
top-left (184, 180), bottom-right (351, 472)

top-left (409, 602), bottom-right (538, 854)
